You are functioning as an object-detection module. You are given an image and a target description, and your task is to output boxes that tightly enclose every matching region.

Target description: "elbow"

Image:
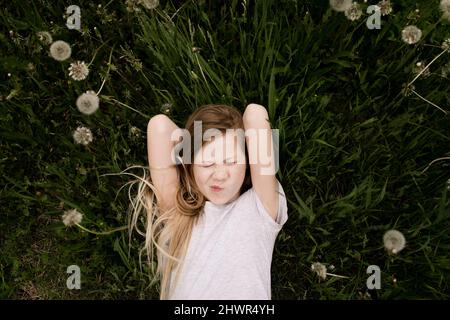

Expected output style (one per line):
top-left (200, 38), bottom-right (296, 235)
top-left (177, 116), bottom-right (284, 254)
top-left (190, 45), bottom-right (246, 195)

top-left (243, 103), bottom-right (269, 124)
top-left (147, 114), bottom-right (171, 134)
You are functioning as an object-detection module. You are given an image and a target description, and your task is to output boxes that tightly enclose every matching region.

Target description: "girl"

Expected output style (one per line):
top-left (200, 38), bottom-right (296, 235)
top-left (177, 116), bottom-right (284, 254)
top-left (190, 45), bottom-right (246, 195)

top-left (129, 103), bottom-right (288, 300)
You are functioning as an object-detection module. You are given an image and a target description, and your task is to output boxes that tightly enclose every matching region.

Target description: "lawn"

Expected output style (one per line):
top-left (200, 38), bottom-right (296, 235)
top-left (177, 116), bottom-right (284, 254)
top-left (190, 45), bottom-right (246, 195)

top-left (1, 0), bottom-right (449, 299)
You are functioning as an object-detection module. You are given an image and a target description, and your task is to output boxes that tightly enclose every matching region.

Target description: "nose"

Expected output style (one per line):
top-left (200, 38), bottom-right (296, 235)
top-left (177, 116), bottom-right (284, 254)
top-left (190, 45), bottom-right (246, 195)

top-left (212, 166), bottom-right (228, 180)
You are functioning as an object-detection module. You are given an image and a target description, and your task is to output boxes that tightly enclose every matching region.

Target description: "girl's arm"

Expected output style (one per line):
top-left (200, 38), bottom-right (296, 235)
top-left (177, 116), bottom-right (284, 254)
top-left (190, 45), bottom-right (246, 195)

top-left (243, 104), bottom-right (279, 221)
top-left (147, 114), bottom-right (181, 214)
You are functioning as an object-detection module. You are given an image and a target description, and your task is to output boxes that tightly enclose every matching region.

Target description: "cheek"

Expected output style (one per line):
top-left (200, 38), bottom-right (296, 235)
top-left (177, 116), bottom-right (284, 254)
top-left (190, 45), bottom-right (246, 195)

top-left (193, 167), bottom-right (208, 183)
top-left (232, 165), bottom-right (247, 179)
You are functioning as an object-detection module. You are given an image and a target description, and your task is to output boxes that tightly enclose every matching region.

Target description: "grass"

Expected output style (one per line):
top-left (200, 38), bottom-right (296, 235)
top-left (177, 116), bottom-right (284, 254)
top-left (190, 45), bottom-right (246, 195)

top-left (0, 0), bottom-right (449, 299)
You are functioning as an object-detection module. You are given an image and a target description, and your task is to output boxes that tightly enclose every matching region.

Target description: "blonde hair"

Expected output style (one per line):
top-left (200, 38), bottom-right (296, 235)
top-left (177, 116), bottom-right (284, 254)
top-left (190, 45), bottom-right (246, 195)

top-left (124, 104), bottom-right (252, 299)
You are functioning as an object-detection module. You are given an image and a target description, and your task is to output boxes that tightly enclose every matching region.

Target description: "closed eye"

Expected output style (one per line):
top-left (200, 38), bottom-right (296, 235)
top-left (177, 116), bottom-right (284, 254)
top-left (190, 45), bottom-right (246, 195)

top-left (201, 163), bottom-right (214, 167)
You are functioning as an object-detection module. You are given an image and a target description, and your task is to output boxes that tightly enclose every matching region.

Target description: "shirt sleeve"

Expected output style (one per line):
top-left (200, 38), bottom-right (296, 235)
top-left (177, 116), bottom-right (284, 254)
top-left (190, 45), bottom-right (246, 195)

top-left (251, 179), bottom-right (288, 233)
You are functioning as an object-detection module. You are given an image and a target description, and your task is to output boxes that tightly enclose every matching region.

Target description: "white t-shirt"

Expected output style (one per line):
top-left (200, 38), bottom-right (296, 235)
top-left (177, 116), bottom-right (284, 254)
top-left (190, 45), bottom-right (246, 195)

top-left (167, 179), bottom-right (288, 300)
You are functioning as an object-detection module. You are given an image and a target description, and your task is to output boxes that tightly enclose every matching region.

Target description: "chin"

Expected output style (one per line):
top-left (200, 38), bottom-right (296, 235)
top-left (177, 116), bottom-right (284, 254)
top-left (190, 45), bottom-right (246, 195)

top-left (208, 195), bottom-right (230, 205)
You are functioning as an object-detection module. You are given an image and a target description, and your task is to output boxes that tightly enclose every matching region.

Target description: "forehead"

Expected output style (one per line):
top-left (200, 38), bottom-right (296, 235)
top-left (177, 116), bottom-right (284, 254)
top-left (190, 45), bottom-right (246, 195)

top-left (194, 130), bottom-right (245, 162)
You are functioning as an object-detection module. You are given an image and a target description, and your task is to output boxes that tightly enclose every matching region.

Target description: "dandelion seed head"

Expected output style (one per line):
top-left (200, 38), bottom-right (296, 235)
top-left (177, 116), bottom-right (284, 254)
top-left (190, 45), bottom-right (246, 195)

top-left (377, 0), bottom-right (393, 16)
top-left (125, 0), bottom-right (141, 12)
top-left (73, 126), bottom-right (94, 145)
top-left (311, 262), bottom-right (327, 280)
top-left (440, 0), bottom-right (450, 15)
top-left (62, 209), bottom-right (83, 227)
top-left (49, 40), bottom-right (72, 61)
top-left (344, 2), bottom-right (363, 21)
top-left (68, 61), bottom-right (89, 81)
top-left (329, 0), bottom-right (352, 12)
top-left (383, 229), bottom-right (406, 255)
top-left (140, 0), bottom-right (159, 10)
top-left (36, 31), bottom-right (53, 45)
top-left (401, 25), bottom-right (422, 45)
top-left (76, 90), bottom-right (99, 115)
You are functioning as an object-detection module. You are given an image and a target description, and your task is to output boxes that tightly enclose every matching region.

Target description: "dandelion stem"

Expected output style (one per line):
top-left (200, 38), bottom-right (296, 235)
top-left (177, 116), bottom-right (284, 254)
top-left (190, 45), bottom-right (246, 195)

top-left (420, 156), bottom-right (450, 174)
top-left (326, 273), bottom-right (349, 279)
top-left (102, 96), bottom-right (150, 119)
top-left (170, 0), bottom-right (194, 20)
top-left (97, 44), bottom-right (115, 96)
top-left (75, 223), bottom-right (127, 236)
top-left (411, 90), bottom-right (449, 115)
top-left (408, 50), bottom-right (447, 86)
top-left (88, 39), bottom-right (112, 67)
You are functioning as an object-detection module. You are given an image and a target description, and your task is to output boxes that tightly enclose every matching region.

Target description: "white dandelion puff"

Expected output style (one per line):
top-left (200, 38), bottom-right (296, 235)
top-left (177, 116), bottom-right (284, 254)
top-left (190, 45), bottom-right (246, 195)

top-left (377, 0), bottom-right (393, 16)
top-left (140, 0), bottom-right (159, 10)
top-left (344, 2), bottom-right (363, 21)
top-left (49, 40), bottom-right (72, 61)
top-left (401, 25), bottom-right (422, 45)
top-left (440, 0), bottom-right (450, 17)
top-left (36, 31), bottom-right (53, 45)
top-left (441, 39), bottom-right (450, 53)
top-left (125, 0), bottom-right (141, 12)
top-left (68, 61), bottom-right (89, 81)
top-left (76, 90), bottom-right (99, 115)
top-left (444, 12), bottom-right (450, 21)
top-left (62, 209), bottom-right (83, 227)
top-left (311, 262), bottom-right (327, 280)
top-left (73, 126), bottom-right (94, 145)
top-left (311, 262), bottom-right (349, 280)
top-left (329, 0), bottom-right (352, 12)
top-left (383, 229), bottom-right (406, 254)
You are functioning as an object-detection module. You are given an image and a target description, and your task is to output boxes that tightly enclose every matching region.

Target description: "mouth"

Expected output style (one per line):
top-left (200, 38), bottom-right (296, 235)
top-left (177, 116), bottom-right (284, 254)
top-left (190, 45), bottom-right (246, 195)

top-left (210, 185), bottom-right (224, 192)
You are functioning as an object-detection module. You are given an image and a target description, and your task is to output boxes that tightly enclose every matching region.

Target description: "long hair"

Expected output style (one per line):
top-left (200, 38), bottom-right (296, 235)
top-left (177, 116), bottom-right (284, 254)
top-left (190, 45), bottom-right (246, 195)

top-left (126, 104), bottom-right (252, 299)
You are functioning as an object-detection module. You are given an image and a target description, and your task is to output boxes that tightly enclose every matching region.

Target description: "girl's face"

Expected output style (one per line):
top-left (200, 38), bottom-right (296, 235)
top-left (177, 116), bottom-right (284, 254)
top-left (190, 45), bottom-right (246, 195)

top-left (193, 131), bottom-right (247, 205)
